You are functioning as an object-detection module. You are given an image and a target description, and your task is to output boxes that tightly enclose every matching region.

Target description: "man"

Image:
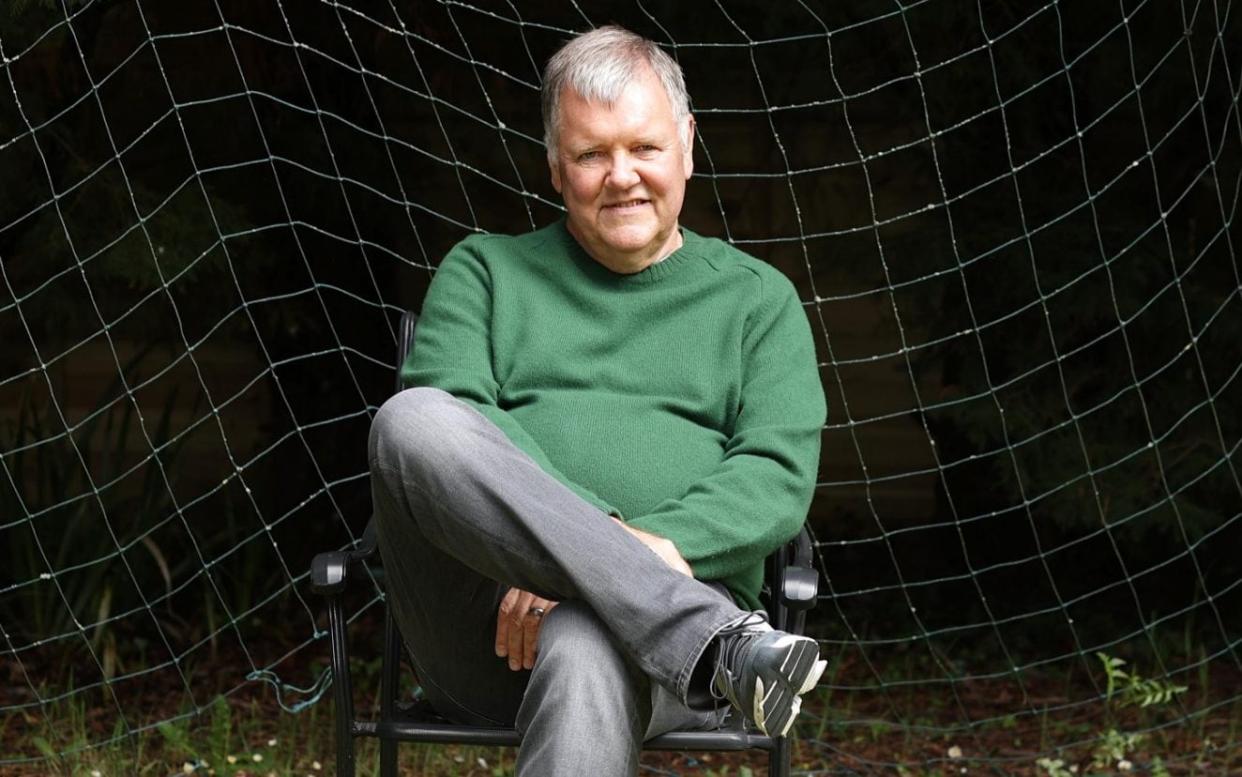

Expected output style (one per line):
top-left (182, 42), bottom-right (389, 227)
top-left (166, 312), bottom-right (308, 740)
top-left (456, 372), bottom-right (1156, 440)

top-left (369, 25), bottom-right (826, 775)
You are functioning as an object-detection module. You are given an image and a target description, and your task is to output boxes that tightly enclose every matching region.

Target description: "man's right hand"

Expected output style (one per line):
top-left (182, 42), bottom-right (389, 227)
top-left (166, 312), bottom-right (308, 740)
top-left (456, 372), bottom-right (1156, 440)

top-left (495, 587), bottom-right (557, 671)
top-left (611, 517), bottom-right (693, 577)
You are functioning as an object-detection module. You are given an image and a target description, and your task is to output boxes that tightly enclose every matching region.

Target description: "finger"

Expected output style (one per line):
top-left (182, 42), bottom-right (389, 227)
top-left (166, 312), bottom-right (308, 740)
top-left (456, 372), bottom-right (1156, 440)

top-left (495, 588), bottom-right (520, 658)
top-left (522, 606), bottom-right (540, 670)
top-left (522, 598), bottom-right (556, 670)
top-left (507, 592), bottom-right (534, 671)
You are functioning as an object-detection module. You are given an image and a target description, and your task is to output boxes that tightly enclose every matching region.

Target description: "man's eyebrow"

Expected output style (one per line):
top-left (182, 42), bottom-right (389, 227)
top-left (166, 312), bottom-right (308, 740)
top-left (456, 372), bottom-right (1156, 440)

top-left (563, 132), bottom-right (669, 154)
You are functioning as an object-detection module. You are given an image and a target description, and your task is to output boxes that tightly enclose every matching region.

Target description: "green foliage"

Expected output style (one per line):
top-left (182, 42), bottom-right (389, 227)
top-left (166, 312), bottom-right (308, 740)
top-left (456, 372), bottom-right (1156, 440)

top-left (1097, 652), bottom-right (1189, 709)
top-left (1035, 757), bottom-right (1074, 777)
top-left (1029, 654), bottom-right (1193, 774)
top-left (157, 718), bottom-right (193, 759)
top-left (30, 736), bottom-right (57, 761)
top-left (1090, 728), bottom-right (1144, 770)
top-left (208, 696), bottom-right (232, 766)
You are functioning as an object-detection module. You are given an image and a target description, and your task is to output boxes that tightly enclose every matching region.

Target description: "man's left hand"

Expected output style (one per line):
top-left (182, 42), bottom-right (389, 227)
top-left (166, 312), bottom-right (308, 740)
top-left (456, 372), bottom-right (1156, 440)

top-left (612, 517), bottom-right (693, 577)
top-left (495, 587), bottom-right (557, 671)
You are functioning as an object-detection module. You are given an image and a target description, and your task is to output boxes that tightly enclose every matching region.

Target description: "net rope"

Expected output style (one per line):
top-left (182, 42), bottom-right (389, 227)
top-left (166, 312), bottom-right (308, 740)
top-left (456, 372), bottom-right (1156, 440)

top-left (0, 0), bottom-right (1239, 772)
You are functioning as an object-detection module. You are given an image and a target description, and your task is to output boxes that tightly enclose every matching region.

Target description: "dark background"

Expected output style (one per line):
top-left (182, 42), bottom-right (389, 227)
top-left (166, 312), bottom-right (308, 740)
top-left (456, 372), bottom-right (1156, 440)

top-left (1, 0), bottom-right (1239, 743)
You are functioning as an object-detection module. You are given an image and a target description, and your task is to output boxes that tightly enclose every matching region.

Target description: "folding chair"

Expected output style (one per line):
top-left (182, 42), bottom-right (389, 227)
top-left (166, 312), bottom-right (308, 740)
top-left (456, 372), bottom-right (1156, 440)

top-left (311, 309), bottom-right (820, 777)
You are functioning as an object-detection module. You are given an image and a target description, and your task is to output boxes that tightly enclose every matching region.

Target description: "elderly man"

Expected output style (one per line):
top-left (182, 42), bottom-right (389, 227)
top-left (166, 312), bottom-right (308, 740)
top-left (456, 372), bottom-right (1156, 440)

top-left (369, 25), bottom-right (826, 775)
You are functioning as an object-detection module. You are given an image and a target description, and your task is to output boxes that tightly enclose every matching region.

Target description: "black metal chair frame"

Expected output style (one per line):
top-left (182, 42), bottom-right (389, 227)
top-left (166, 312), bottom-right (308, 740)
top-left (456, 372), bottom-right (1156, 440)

top-left (311, 310), bottom-right (820, 777)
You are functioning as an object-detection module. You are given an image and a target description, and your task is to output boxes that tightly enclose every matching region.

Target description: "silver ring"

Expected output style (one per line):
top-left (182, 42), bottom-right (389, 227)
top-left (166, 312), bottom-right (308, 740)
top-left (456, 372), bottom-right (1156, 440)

top-left (529, 607), bottom-right (546, 618)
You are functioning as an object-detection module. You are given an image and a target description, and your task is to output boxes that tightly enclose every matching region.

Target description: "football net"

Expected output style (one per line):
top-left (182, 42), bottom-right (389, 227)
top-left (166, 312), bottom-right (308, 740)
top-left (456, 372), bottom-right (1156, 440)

top-left (1, 0), bottom-right (1239, 773)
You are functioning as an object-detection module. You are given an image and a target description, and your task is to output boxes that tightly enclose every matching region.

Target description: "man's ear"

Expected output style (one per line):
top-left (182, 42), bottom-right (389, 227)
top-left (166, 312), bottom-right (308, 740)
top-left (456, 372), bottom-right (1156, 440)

top-left (548, 155), bottom-right (563, 193)
top-left (682, 115), bottom-right (696, 179)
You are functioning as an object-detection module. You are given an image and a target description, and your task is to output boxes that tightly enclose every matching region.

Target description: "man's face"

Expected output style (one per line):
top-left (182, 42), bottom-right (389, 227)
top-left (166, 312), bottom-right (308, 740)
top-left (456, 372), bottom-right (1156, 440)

top-left (549, 65), bottom-right (694, 275)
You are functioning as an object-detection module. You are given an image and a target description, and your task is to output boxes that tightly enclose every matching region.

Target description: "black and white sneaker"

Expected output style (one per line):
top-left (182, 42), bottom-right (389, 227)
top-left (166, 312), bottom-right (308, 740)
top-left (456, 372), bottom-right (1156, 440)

top-left (711, 617), bottom-right (826, 737)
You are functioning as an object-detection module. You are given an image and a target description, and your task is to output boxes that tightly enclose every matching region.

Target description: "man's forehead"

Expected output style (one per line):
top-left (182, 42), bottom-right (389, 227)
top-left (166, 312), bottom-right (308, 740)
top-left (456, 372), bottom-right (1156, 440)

top-left (558, 95), bottom-right (678, 146)
top-left (558, 63), bottom-right (673, 113)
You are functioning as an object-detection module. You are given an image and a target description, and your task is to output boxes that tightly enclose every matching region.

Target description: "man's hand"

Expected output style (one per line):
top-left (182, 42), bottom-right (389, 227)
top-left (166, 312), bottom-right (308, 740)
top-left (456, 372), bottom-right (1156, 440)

top-left (612, 517), bottom-right (693, 577)
top-left (495, 587), bottom-right (557, 671)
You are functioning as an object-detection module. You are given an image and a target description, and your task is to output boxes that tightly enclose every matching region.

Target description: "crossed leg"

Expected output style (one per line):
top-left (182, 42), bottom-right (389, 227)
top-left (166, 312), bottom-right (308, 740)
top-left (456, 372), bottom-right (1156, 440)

top-left (517, 602), bottom-right (720, 776)
top-left (368, 387), bottom-right (737, 772)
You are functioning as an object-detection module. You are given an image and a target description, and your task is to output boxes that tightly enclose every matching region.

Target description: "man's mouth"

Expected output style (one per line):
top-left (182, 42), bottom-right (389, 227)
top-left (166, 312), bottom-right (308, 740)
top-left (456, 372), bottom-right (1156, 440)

top-left (603, 199), bottom-right (650, 210)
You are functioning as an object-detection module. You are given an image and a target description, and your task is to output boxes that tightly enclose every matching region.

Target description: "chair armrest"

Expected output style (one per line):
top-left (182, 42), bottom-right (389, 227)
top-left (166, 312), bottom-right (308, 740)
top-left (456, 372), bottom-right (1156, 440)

top-left (310, 517), bottom-right (380, 595)
top-left (780, 566), bottom-right (818, 611)
top-left (310, 551), bottom-right (353, 595)
top-left (778, 524), bottom-right (818, 612)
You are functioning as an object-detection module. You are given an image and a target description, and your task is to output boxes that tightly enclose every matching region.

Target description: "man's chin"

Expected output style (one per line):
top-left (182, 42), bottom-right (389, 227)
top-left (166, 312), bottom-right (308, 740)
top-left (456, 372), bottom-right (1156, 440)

top-left (598, 220), bottom-right (662, 246)
top-left (568, 219), bottom-right (677, 269)
top-left (572, 218), bottom-right (646, 243)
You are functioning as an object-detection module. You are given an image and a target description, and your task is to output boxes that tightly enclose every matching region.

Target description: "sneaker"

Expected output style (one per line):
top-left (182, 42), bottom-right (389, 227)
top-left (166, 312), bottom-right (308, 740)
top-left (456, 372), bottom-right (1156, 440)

top-left (711, 616), bottom-right (826, 737)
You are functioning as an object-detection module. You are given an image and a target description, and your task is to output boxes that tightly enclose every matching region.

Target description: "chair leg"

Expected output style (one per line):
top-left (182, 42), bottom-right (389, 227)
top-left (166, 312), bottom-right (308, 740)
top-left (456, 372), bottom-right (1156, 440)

top-left (379, 736), bottom-right (397, 777)
top-left (770, 736), bottom-right (792, 777)
top-left (327, 597), bottom-right (356, 777)
top-left (379, 607), bottom-right (402, 777)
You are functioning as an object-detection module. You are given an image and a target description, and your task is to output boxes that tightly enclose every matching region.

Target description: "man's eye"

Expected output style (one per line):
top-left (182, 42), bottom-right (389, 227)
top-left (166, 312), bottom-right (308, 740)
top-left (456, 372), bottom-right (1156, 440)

top-left (578, 151), bottom-right (601, 162)
top-left (634, 145), bottom-right (658, 154)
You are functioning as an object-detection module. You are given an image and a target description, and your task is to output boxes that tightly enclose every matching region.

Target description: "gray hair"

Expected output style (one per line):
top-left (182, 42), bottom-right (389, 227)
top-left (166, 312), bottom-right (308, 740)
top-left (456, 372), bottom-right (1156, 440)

top-left (541, 25), bottom-right (691, 159)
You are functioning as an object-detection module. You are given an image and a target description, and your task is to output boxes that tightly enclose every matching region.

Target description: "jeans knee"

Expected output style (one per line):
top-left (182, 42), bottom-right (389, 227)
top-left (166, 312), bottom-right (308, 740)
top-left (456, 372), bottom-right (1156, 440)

top-left (516, 602), bottom-right (649, 758)
top-left (530, 602), bottom-right (642, 695)
top-left (369, 387), bottom-right (457, 465)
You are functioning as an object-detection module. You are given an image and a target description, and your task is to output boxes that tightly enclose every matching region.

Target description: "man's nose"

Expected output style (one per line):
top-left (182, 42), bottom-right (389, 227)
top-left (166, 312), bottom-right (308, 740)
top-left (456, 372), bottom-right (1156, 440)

top-left (605, 152), bottom-right (640, 189)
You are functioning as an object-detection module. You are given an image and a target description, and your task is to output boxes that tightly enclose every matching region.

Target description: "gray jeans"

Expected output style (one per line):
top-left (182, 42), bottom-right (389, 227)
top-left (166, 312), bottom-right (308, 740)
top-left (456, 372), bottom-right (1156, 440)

top-left (368, 387), bottom-right (747, 776)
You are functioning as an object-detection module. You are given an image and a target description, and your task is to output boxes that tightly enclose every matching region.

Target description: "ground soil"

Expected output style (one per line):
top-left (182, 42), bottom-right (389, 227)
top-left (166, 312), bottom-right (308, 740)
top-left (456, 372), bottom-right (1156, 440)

top-left (2, 618), bottom-right (1238, 776)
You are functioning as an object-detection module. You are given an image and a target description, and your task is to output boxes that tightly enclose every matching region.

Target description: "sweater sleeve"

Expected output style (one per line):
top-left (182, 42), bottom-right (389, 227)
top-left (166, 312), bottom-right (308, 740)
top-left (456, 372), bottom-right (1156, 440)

top-left (625, 269), bottom-right (826, 583)
top-left (400, 236), bottom-right (622, 518)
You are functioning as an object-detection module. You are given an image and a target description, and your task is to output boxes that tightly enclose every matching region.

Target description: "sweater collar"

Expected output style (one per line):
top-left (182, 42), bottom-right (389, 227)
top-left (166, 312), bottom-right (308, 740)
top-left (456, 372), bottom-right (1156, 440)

top-left (550, 218), bottom-right (703, 286)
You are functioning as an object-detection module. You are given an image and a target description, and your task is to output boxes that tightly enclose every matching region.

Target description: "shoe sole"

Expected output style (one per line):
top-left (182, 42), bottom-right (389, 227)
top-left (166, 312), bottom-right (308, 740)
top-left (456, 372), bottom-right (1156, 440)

top-left (751, 636), bottom-right (826, 738)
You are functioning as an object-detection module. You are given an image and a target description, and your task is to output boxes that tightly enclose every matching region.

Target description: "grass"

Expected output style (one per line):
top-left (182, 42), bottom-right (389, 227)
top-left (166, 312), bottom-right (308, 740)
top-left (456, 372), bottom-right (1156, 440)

top-left (1, 689), bottom-right (522, 777)
top-left (794, 657), bottom-right (1241, 777)
top-left (4, 649), bottom-right (1240, 777)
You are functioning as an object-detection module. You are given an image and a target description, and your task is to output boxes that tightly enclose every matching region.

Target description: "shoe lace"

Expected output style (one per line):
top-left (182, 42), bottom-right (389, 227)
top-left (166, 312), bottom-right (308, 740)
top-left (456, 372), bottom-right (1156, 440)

top-left (709, 611), bottom-right (770, 704)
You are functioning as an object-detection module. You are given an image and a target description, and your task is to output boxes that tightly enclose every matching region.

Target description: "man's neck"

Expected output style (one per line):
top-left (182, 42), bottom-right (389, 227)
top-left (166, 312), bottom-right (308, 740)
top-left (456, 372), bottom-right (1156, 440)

top-left (649, 231), bottom-right (682, 265)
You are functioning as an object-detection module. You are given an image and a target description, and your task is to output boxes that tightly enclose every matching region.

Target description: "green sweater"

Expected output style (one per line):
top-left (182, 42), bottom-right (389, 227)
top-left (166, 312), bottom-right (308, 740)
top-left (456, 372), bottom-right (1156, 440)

top-left (402, 220), bottom-right (825, 609)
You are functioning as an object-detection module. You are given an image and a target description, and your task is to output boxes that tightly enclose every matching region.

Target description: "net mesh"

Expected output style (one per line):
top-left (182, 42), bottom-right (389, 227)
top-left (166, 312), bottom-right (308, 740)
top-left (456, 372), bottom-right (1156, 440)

top-left (1, 0), bottom-right (1239, 772)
